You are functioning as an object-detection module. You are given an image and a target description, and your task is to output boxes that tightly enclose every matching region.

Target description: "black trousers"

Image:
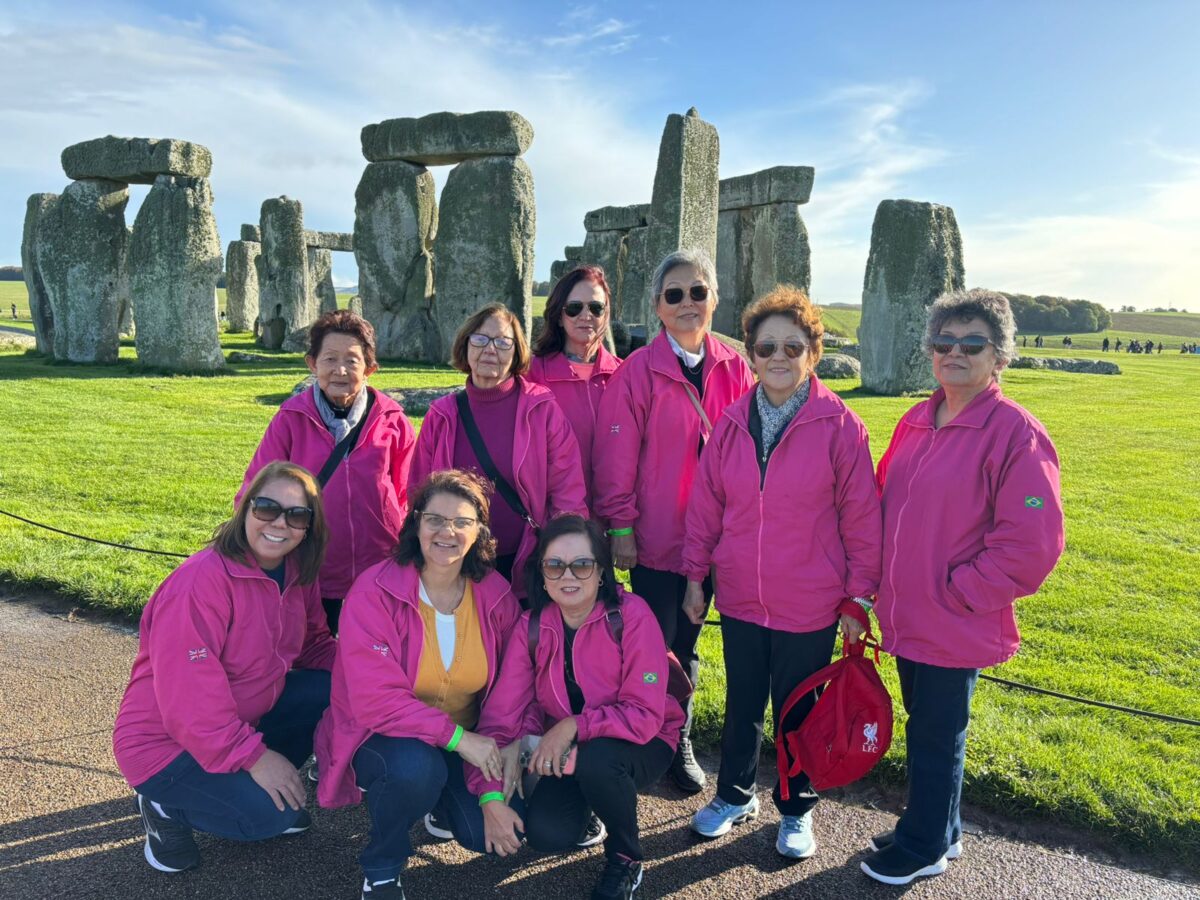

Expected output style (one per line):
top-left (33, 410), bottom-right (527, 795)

top-left (716, 615), bottom-right (838, 816)
top-left (630, 566), bottom-right (710, 734)
top-left (524, 737), bottom-right (673, 861)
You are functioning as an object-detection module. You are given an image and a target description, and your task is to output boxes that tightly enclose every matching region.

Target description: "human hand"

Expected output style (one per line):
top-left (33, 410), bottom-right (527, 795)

top-left (500, 740), bottom-right (522, 802)
top-left (683, 581), bottom-right (708, 626)
top-left (839, 612), bottom-right (867, 645)
top-left (456, 731), bottom-right (503, 783)
top-left (482, 801), bottom-right (525, 856)
top-left (611, 532), bottom-right (637, 570)
top-left (248, 748), bottom-right (306, 812)
top-left (527, 718), bottom-right (578, 778)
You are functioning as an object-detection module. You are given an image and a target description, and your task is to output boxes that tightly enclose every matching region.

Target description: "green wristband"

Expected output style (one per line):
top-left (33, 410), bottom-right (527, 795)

top-left (478, 791), bottom-right (506, 806)
top-left (608, 527), bottom-right (634, 536)
top-left (446, 725), bottom-right (464, 752)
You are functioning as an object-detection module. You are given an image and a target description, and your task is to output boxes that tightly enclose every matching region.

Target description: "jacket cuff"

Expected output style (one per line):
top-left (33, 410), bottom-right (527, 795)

top-left (574, 713), bottom-right (593, 743)
top-left (682, 566), bottom-right (709, 584)
top-left (238, 737), bottom-right (269, 772)
top-left (836, 599), bottom-right (870, 632)
top-left (437, 717), bottom-right (460, 749)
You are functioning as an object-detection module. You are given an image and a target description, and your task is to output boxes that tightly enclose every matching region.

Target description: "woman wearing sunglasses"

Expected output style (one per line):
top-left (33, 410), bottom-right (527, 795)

top-left (314, 469), bottom-right (523, 900)
top-left (471, 515), bottom-right (683, 900)
top-left (411, 303), bottom-right (587, 598)
top-left (239, 310), bottom-right (417, 635)
top-left (861, 289), bottom-right (1063, 886)
top-left (680, 285), bottom-right (882, 857)
top-left (113, 461), bottom-right (336, 873)
top-left (528, 265), bottom-right (622, 512)
top-left (594, 248), bottom-right (754, 793)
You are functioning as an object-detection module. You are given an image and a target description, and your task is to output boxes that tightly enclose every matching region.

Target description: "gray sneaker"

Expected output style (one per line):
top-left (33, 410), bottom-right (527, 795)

top-left (136, 794), bottom-right (199, 873)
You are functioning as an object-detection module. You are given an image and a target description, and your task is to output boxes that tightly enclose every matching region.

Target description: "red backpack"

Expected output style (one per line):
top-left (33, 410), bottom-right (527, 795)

top-left (775, 637), bottom-right (893, 796)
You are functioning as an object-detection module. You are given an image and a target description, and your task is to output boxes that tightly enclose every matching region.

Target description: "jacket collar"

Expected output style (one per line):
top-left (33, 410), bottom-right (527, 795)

top-left (287, 384), bottom-right (396, 428)
top-left (908, 380), bottom-right (1003, 430)
top-left (538, 346), bottom-right (621, 382)
top-left (215, 547), bottom-right (298, 588)
top-left (648, 330), bottom-right (732, 384)
top-left (375, 560), bottom-right (505, 613)
top-left (728, 373), bottom-right (841, 432)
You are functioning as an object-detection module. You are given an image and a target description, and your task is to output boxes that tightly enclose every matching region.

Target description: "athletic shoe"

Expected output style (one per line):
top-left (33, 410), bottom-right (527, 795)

top-left (136, 794), bottom-right (200, 873)
top-left (423, 811), bottom-right (453, 840)
top-left (689, 794), bottom-right (760, 838)
top-left (591, 853), bottom-right (643, 900)
top-left (283, 808), bottom-right (312, 835)
top-left (307, 760), bottom-right (320, 783)
top-left (577, 814), bottom-right (607, 848)
top-left (670, 737), bottom-right (706, 794)
top-left (860, 843), bottom-right (948, 885)
top-left (361, 876), bottom-right (406, 898)
top-left (776, 811), bottom-right (816, 859)
top-left (869, 828), bottom-right (962, 860)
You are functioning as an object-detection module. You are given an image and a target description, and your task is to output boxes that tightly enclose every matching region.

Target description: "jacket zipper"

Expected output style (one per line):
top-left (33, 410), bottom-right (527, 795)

top-left (884, 426), bottom-right (939, 642)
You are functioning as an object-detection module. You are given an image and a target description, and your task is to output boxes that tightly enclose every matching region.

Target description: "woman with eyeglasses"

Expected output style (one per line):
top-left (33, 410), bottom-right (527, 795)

top-left (239, 310), bottom-right (417, 635)
top-left (528, 265), bottom-right (622, 512)
top-left (680, 286), bottom-right (882, 858)
top-left (410, 303), bottom-right (588, 597)
top-left (593, 247), bottom-right (754, 794)
top-left (471, 515), bottom-right (684, 900)
top-left (114, 461), bottom-right (336, 873)
top-left (314, 469), bottom-right (523, 900)
top-left (860, 289), bottom-right (1063, 886)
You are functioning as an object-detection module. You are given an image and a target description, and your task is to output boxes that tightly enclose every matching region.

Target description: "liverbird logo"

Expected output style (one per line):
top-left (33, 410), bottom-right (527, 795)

top-left (862, 722), bottom-right (879, 753)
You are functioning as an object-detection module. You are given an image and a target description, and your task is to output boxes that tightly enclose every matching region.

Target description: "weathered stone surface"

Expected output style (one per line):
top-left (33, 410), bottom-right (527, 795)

top-left (859, 200), bottom-right (965, 395)
top-left (550, 259), bottom-right (568, 282)
top-left (584, 204), bottom-right (650, 233)
top-left (719, 166), bottom-right (814, 211)
top-left (226, 240), bottom-right (261, 332)
top-left (21, 193), bottom-right (58, 354)
top-left (839, 343), bottom-right (860, 359)
top-left (361, 111), bottom-right (534, 165)
top-left (564, 245), bottom-right (585, 262)
top-left (127, 175), bottom-right (224, 371)
top-left (380, 386), bottom-right (459, 415)
top-left (621, 226), bottom-right (653, 325)
top-left (817, 354), bottom-right (861, 379)
top-left (257, 197), bottom-right (312, 350)
top-left (354, 161), bottom-right (441, 361)
top-left (1009, 356), bottom-right (1120, 374)
top-left (304, 230), bottom-right (354, 252)
top-left (240, 224), bottom-right (261, 242)
top-left (714, 203), bottom-right (811, 338)
top-left (434, 156), bottom-right (535, 348)
top-left (34, 179), bottom-right (128, 363)
top-left (580, 230), bottom-right (627, 311)
top-left (228, 350), bottom-right (272, 362)
top-left (116, 226), bottom-right (134, 337)
top-left (308, 247), bottom-right (338, 317)
top-left (61, 136), bottom-right (212, 184)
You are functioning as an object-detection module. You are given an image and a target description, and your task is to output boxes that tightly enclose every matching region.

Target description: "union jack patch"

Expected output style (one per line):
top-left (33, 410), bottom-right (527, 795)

top-left (371, 643), bottom-right (390, 657)
top-left (187, 647), bottom-right (209, 662)
top-left (610, 424), bottom-right (620, 434)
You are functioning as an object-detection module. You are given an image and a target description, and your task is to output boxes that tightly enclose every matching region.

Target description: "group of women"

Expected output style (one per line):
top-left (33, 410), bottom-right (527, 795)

top-left (112, 247), bottom-right (1064, 899)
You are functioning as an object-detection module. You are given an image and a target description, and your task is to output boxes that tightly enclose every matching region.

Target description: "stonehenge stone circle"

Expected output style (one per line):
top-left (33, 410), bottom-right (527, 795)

top-left (116, 226), bottom-right (134, 337)
top-left (257, 196), bottom-right (312, 350)
top-left (584, 204), bottom-right (649, 233)
top-left (362, 111), bottom-right (534, 166)
top-left (61, 136), bottom-right (212, 184)
top-left (305, 230), bottom-right (354, 252)
top-left (718, 166), bottom-right (814, 210)
top-left (226, 239), bottom-right (261, 332)
top-left (308, 247), bottom-right (338, 317)
top-left (858, 199), bottom-right (965, 395)
top-left (241, 223), bottom-right (261, 242)
top-left (21, 193), bottom-right (58, 355)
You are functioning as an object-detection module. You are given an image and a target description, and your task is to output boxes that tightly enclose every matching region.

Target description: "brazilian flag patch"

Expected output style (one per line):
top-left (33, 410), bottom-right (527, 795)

top-left (1025, 496), bottom-right (1045, 509)
top-left (643, 672), bottom-right (659, 684)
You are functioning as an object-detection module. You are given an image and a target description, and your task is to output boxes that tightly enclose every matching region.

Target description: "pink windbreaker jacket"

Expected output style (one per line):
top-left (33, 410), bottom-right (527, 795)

top-left (875, 382), bottom-right (1064, 669)
top-left (682, 376), bottom-right (882, 632)
top-left (526, 347), bottom-right (621, 512)
top-left (238, 386), bottom-right (417, 599)
top-left (468, 590), bottom-right (685, 797)
top-left (408, 377), bottom-right (588, 596)
top-left (593, 331), bottom-right (755, 573)
top-left (113, 547), bottom-right (337, 788)
top-left (314, 561), bottom-right (522, 808)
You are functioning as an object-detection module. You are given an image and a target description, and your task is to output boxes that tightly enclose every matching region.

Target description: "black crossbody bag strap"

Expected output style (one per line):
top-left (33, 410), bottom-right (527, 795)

top-left (315, 410), bottom-right (370, 488)
top-left (455, 391), bottom-right (539, 530)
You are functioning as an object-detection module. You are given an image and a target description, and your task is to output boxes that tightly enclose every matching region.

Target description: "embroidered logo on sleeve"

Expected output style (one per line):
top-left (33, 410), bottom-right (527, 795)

top-left (371, 643), bottom-right (391, 657)
top-left (610, 424), bottom-right (621, 434)
top-left (642, 672), bottom-right (659, 684)
top-left (1024, 496), bottom-right (1045, 509)
top-left (187, 648), bottom-right (209, 662)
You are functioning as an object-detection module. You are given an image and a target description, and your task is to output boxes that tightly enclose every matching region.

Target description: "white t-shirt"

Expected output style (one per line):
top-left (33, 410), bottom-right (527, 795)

top-left (419, 579), bottom-right (457, 670)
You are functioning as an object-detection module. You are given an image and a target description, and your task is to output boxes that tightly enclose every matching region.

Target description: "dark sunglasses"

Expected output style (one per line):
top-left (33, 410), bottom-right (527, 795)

top-left (563, 300), bottom-right (607, 318)
top-left (662, 285), bottom-right (710, 305)
top-left (468, 333), bottom-right (515, 351)
top-left (931, 334), bottom-right (994, 356)
top-left (541, 557), bottom-right (598, 580)
top-left (751, 340), bottom-right (808, 360)
top-left (249, 497), bottom-right (313, 530)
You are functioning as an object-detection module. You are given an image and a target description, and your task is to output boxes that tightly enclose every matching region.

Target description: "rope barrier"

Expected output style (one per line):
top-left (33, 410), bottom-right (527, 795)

top-left (0, 508), bottom-right (189, 558)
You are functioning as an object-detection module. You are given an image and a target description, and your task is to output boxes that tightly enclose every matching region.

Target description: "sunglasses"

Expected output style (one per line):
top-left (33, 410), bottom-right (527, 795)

top-left (751, 340), bottom-right (808, 360)
top-left (541, 557), bottom-right (598, 580)
top-left (249, 497), bottom-right (313, 530)
top-left (418, 512), bottom-right (478, 532)
top-left (931, 334), bottom-right (994, 356)
top-left (662, 285), bottom-right (710, 305)
top-left (563, 300), bottom-right (607, 318)
top-left (468, 333), bottom-right (515, 351)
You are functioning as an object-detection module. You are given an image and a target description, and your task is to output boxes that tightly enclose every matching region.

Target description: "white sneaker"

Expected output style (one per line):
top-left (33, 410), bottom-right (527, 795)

top-left (690, 794), bottom-right (760, 838)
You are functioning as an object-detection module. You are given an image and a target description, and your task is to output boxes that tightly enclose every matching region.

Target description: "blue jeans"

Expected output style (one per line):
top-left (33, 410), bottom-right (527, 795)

top-left (133, 668), bottom-right (331, 840)
top-left (894, 656), bottom-right (979, 864)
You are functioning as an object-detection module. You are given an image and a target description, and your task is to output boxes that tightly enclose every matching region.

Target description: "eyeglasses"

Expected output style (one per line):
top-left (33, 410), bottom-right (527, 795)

top-left (418, 512), bottom-right (478, 532)
top-left (751, 340), bottom-right (808, 360)
top-left (930, 334), bottom-right (994, 356)
top-left (563, 300), bottom-right (607, 318)
top-left (541, 557), bottom-right (598, 580)
top-left (249, 497), bottom-right (313, 530)
top-left (662, 285), bottom-right (710, 305)
top-left (468, 333), bottom-right (516, 351)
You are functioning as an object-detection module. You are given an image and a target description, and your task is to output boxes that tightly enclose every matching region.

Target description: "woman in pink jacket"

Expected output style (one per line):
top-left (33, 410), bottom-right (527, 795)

top-left (861, 289), bottom-right (1064, 886)
top-left (240, 310), bottom-right (417, 634)
top-left (314, 469), bottom-right (522, 900)
top-left (681, 286), bottom-right (882, 859)
top-left (113, 461), bottom-right (336, 874)
top-left (527, 265), bottom-right (622, 512)
top-left (472, 515), bottom-right (684, 900)
top-left (409, 303), bottom-right (588, 598)
top-left (593, 247), bottom-right (755, 793)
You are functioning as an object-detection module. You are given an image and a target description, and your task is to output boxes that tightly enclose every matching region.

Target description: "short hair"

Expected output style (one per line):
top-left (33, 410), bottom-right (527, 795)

top-left (651, 247), bottom-right (719, 306)
top-left (394, 469), bottom-right (498, 581)
top-left (212, 461), bottom-right (327, 584)
top-left (523, 515), bottom-right (620, 616)
top-left (741, 285), bottom-right (825, 367)
top-left (534, 265), bottom-right (612, 357)
top-left (923, 289), bottom-right (1017, 368)
top-left (449, 304), bottom-right (531, 378)
top-left (307, 309), bottom-right (377, 369)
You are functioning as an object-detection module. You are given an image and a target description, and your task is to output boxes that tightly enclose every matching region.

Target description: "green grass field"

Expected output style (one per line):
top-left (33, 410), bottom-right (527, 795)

top-left (1, 282), bottom-right (1197, 864)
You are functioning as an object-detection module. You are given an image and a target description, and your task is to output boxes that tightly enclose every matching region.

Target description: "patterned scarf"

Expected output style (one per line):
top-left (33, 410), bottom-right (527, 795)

top-left (755, 378), bottom-right (810, 455)
top-left (312, 382), bottom-right (368, 444)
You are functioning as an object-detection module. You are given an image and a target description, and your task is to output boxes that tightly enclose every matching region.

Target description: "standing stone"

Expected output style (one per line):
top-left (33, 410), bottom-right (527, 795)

top-left (257, 197), bottom-right (312, 350)
top-left (117, 226), bottom-right (134, 337)
top-left (620, 226), bottom-right (652, 327)
top-left (308, 247), bottom-right (338, 316)
top-left (714, 203), bottom-right (811, 338)
top-left (361, 111), bottom-right (534, 165)
top-left (580, 230), bottom-right (628, 309)
top-left (21, 193), bottom-right (58, 355)
top-left (435, 156), bottom-right (535, 347)
top-left (353, 161), bottom-right (440, 360)
top-left (34, 179), bottom-right (128, 363)
top-left (241, 224), bottom-right (261, 242)
top-left (226, 239), bottom-right (261, 332)
top-left (127, 175), bottom-right (224, 371)
top-left (858, 200), bottom-right (965, 395)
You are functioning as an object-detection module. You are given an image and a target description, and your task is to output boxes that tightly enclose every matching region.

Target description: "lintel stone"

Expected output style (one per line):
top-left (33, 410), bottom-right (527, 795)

top-left (719, 166), bottom-right (814, 211)
top-left (304, 230), bottom-right (354, 252)
top-left (61, 136), bottom-right (213, 184)
top-left (584, 204), bottom-right (650, 233)
top-left (361, 111), bottom-right (533, 165)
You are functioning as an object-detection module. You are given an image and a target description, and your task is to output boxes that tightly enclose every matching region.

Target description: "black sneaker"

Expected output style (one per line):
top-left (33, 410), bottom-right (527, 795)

top-left (136, 794), bottom-right (200, 873)
top-left (423, 811), bottom-right (453, 840)
top-left (361, 876), bottom-right (406, 899)
top-left (283, 808), bottom-right (312, 835)
top-left (670, 737), bottom-right (706, 794)
top-left (577, 813), bottom-right (607, 848)
top-left (591, 853), bottom-right (643, 900)
top-left (860, 843), bottom-right (948, 885)
top-left (869, 828), bottom-right (962, 860)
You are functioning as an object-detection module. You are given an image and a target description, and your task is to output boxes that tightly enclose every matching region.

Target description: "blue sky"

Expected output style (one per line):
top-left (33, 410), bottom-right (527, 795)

top-left (2, 0), bottom-right (1198, 308)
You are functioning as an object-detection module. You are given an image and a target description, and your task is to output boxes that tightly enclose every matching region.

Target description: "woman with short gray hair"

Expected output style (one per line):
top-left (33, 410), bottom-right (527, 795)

top-left (923, 289), bottom-right (1018, 370)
